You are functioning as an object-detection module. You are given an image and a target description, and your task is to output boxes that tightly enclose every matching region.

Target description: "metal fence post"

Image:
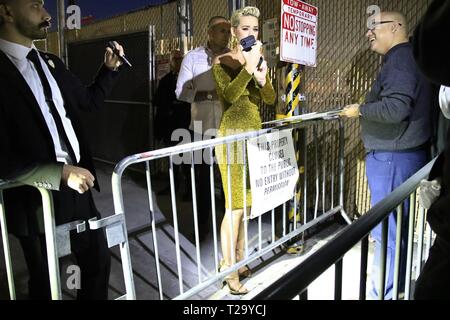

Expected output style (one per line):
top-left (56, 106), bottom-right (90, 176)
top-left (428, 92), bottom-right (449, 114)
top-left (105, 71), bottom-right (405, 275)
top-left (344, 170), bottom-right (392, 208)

top-left (38, 188), bottom-right (62, 300)
top-left (0, 190), bottom-right (16, 300)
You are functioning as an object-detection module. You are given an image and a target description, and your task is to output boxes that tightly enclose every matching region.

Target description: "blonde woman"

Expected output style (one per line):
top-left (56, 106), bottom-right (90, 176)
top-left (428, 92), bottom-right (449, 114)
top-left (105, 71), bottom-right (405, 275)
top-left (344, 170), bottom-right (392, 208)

top-left (213, 6), bottom-right (276, 295)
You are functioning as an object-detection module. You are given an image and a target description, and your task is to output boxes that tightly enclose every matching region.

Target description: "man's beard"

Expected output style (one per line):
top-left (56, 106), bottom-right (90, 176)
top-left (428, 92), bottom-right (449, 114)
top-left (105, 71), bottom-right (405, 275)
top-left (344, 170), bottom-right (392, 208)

top-left (16, 19), bottom-right (49, 40)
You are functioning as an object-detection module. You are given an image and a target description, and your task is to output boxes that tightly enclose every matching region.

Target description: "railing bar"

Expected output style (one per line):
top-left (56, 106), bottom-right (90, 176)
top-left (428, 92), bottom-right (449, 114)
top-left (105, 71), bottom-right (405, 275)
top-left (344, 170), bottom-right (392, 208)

top-left (190, 151), bottom-right (202, 284)
top-left (334, 259), bottom-right (343, 300)
top-left (339, 119), bottom-right (345, 213)
top-left (322, 123), bottom-right (326, 215)
top-left (117, 116), bottom-right (341, 167)
top-left (379, 218), bottom-right (388, 300)
top-left (293, 185), bottom-right (298, 230)
top-left (283, 202), bottom-right (287, 237)
top-left (0, 191), bottom-right (16, 299)
top-left (39, 189), bottom-right (62, 300)
top-left (303, 127), bottom-right (308, 226)
top-left (145, 161), bottom-right (164, 300)
top-left (416, 206), bottom-right (426, 277)
top-left (226, 143), bottom-right (236, 265)
top-left (209, 147), bottom-right (220, 275)
top-left (259, 213), bottom-right (263, 252)
top-left (168, 155), bottom-right (184, 294)
top-left (405, 193), bottom-right (416, 300)
top-left (313, 124), bottom-right (319, 219)
top-left (243, 141), bottom-right (249, 257)
top-left (393, 203), bottom-right (403, 300)
top-left (359, 235), bottom-right (369, 300)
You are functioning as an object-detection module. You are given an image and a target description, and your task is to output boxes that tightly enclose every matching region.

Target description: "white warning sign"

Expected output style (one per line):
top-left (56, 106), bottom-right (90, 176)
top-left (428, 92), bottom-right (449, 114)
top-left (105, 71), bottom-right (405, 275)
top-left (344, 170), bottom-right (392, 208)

top-left (280, 0), bottom-right (318, 67)
top-left (247, 130), bottom-right (299, 219)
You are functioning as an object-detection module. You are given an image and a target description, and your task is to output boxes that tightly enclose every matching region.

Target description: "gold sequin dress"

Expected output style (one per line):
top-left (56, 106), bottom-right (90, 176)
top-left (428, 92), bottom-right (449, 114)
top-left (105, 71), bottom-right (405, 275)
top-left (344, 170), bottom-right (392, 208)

top-left (213, 64), bottom-right (276, 209)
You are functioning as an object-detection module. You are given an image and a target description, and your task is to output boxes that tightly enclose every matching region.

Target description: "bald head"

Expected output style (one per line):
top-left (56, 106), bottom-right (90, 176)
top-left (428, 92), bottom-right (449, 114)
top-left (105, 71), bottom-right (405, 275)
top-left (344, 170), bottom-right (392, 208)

top-left (367, 11), bottom-right (409, 55)
top-left (381, 11), bottom-right (408, 32)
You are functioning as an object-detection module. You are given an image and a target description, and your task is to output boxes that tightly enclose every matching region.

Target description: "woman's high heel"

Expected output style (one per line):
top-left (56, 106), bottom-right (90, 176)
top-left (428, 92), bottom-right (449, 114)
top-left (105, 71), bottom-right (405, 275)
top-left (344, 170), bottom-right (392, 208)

top-left (219, 262), bottom-right (249, 295)
top-left (222, 273), bottom-right (249, 295)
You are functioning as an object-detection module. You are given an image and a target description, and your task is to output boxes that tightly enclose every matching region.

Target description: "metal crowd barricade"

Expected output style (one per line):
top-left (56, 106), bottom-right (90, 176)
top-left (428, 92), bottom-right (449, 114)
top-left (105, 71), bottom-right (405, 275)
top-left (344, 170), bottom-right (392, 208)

top-left (0, 180), bottom-right (134, 300)
top-left (0, 180), bottom-right (86, 300)
top-left (111, 110), bottom-right (352, 300)
top-left (254, 158), bottom-right (437, 300)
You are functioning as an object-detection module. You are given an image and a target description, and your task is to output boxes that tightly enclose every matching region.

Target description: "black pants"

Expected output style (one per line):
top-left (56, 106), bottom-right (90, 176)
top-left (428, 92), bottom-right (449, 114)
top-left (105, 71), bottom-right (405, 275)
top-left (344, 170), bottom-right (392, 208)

top-left (195, 160), bottom-right (213, 234)
top-left (190, 131), bottom-right (219, 237)
top-left (17, 187), bottom-right (111, 300)
top-left (414, 238), bottom-right (450, 300)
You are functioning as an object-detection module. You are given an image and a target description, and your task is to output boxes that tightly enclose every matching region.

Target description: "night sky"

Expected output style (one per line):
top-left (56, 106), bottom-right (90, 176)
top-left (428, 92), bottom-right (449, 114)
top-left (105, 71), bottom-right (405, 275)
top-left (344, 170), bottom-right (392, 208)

top-left (46, 0), bottom-right (171, 27)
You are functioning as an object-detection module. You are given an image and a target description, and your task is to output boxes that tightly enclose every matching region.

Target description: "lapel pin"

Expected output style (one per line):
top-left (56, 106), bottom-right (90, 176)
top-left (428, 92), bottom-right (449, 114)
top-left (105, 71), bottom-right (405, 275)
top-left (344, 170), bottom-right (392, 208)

top-left (48, 59), bottom-right (55, 69)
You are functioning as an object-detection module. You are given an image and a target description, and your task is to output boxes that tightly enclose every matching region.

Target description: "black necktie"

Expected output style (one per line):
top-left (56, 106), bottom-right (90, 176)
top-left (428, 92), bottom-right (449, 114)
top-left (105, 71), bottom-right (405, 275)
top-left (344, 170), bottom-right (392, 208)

top-left (27, 49), bottom-right (77, 164)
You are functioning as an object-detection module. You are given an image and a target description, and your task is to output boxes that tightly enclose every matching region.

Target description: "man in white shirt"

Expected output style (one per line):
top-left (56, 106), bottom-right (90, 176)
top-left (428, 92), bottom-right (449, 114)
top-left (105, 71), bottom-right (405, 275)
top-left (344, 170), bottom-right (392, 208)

top-left (0, 0), bottom-right (125, 299)
top-left (175, 16), bottom-right (230, 239)
top-left (176, 16), bottom-right (230, 138)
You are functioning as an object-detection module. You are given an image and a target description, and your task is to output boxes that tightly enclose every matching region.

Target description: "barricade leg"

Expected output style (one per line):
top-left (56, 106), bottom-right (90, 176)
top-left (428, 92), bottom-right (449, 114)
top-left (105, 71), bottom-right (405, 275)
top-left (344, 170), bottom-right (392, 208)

top-left (38, 188), bottom-right (62, 300)
top-left (0, 190), bottom-right (16, 299)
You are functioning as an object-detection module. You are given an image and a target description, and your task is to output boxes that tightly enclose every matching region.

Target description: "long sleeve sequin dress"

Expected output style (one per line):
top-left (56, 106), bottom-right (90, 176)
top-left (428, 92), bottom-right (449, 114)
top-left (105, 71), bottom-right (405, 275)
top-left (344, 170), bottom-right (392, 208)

top-left (213, 64), bottom-right (276, 209)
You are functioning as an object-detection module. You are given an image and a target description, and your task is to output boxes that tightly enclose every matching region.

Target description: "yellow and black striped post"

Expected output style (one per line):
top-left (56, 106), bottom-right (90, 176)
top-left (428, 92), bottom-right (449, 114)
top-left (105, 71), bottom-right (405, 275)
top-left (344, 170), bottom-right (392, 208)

top-left (285, 63), bottom-right (306, 254)
top-left (285, 63), bottom-right (301, 117)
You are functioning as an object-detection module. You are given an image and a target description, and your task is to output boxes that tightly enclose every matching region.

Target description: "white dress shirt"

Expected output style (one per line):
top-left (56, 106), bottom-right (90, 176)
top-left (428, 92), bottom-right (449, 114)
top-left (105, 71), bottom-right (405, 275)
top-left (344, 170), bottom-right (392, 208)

top-left (439, 85), bottom-right (450, 120)
top-left (175, 46), bottom-right (225, 135)
top-left (0, 38), bottom-right (80, 164)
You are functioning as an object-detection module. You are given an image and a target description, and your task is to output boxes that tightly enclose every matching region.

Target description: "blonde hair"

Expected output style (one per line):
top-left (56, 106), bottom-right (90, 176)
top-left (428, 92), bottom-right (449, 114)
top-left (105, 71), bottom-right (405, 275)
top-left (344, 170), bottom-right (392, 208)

top-left (230, 6), bottom-right (260, 28)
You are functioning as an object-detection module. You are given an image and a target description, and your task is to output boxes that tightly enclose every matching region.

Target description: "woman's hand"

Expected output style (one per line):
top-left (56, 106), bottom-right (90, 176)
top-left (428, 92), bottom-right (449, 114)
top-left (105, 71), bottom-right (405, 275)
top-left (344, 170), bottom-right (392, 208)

top-left (253, 59), bottom-right (267, 87)
top-left (241, 40), bottom-right (263, 75)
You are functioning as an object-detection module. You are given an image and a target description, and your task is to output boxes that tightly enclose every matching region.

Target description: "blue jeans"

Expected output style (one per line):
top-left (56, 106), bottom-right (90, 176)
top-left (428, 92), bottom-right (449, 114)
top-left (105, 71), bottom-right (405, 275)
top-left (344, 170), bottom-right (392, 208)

top-left (366, 150), bottom-right (427, 299)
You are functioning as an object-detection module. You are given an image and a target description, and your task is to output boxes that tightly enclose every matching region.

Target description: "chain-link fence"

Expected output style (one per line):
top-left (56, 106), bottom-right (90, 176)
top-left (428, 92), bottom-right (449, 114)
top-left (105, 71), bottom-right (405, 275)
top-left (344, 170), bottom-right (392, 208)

top-left (248, 0), bottom-right (433, 217)
top-left (44, 0), bottom-right (434, 217)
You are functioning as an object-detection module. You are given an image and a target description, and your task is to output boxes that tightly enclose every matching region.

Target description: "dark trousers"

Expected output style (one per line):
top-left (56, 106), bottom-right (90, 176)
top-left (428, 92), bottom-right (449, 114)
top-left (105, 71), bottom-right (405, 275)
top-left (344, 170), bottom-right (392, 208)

top-left (195, 160), bottom-right (212, 232)
top-left (414, 190), bottom-right (450, 300)
top-left (190, 131), bottom-right (219, 237)
top-left (414, 238), bottom-right (450, 300)
top-left (17, 187), bottom-right (111, 300)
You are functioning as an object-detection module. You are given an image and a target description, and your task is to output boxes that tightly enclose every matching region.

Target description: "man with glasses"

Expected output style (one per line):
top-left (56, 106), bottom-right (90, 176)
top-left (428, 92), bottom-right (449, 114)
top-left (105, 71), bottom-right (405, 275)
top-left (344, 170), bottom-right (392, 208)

top-left (341, 11), bottom-right (433, 299)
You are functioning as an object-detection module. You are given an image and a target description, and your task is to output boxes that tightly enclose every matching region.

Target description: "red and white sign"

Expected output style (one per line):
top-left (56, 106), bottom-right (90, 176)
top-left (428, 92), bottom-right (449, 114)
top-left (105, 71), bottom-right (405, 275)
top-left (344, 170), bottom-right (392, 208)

top-left (280, 0), bottom-right (318, 67)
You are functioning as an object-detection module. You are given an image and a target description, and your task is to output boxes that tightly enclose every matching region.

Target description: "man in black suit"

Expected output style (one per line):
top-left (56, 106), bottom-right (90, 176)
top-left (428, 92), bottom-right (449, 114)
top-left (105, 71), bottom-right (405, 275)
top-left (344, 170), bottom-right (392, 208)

top-left (0, 0), bottom-right (125, 299)
top-left (154, 50), bottom-right (191, 198)
top-left (154, 50), bottom-right (190, 147)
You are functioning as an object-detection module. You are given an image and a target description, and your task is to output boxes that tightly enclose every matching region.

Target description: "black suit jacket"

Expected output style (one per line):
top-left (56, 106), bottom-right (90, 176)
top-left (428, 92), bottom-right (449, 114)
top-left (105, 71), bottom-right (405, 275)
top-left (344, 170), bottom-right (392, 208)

top-left (413, 0), bottom-right (450, 245)
top-left (153, 71), bottom-right (190, 142)
top-left (0, 49), bottom-right (122, 236)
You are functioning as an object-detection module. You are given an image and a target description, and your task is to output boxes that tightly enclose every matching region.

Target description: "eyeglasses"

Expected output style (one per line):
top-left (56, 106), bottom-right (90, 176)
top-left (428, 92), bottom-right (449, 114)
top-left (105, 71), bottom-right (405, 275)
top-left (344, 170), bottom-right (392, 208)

top-left (367, 20), bottom-right (402, 31)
